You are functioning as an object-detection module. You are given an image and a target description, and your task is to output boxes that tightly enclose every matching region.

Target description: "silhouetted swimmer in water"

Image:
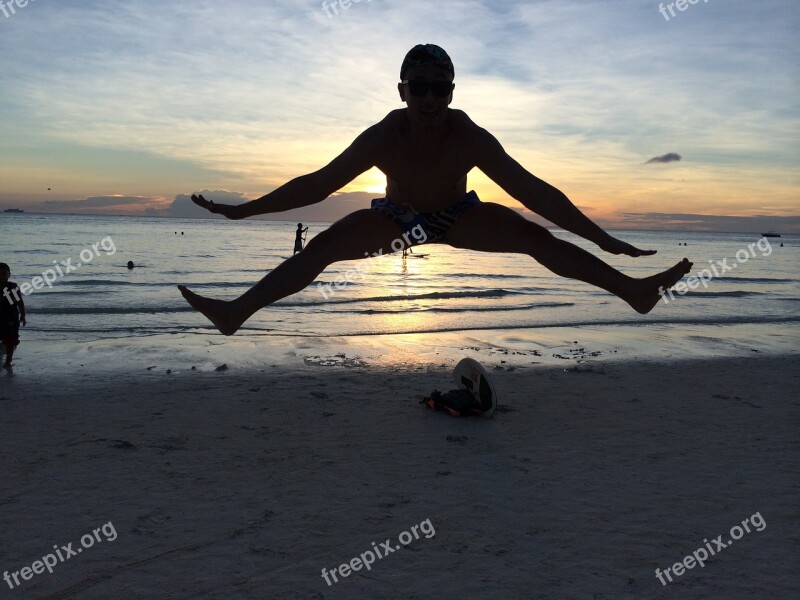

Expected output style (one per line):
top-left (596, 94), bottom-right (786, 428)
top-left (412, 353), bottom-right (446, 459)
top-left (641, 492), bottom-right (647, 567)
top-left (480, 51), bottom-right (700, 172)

top-left (127, 261), bottom-right (135, 270)
top-left (179, 44), bottom-right (692, 336)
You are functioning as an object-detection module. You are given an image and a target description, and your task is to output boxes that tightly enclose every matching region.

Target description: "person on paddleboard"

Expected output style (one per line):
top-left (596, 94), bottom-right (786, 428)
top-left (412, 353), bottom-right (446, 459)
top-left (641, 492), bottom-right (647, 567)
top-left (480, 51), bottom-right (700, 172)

top-left (293, 223), bottom-right (308, 255)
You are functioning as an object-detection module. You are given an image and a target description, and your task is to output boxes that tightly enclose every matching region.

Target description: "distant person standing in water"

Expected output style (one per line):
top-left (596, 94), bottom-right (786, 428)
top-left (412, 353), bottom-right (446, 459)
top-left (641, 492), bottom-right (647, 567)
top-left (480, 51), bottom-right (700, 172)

top-left (293, 223), bottom-right (308, 255)
top-left (0, 262), bottom-right (26, 368)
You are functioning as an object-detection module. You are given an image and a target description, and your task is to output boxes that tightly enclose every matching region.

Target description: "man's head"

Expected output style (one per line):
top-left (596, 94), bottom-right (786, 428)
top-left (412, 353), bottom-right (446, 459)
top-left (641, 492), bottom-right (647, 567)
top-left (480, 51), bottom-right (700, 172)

top-left (0, 263), bottom-right (9, 283)
top-left (400, 44), bottom-right (454, 81)
top-left (398, 44), bottom-right (455, 129)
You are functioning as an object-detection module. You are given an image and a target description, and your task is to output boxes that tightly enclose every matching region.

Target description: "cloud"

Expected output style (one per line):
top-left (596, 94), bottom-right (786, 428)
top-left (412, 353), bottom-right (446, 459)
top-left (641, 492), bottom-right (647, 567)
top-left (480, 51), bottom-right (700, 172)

top-left (645, 153), bottom-right (682, 164)
top-left (617, 212), bottom-right (800, 233)
top-left (39, 196), bottom-right (156, 209)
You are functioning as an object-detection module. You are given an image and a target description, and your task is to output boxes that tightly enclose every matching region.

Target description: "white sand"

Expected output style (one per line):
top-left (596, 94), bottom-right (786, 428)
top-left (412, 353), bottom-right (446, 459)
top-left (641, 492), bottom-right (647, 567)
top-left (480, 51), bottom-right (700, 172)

top-left (1, 340), bottom-right (798, 599)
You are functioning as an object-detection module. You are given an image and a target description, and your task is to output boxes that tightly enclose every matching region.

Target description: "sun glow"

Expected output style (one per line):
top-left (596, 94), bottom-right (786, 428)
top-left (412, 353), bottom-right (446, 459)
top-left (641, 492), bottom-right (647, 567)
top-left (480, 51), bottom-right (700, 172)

top-left (346, 167), bottom-right (387, 195)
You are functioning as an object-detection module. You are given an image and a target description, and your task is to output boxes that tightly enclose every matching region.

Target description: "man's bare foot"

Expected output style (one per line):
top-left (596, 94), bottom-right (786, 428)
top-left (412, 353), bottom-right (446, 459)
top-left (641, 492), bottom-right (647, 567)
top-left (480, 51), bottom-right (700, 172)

top-left (3, 362), bottom-right (12, 369)
top-left (178, 285), bottom-right (241, 336)
top-left (627, 258), bottom-right (693, 314)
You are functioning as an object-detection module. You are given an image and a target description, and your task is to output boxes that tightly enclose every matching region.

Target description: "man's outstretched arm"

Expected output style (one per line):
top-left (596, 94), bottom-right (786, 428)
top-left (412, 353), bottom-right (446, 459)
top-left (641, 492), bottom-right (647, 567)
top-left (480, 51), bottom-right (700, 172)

top-left (475, 130), bottom-right (655, 257)
top-left (192, 125), bottom-right (381, 219)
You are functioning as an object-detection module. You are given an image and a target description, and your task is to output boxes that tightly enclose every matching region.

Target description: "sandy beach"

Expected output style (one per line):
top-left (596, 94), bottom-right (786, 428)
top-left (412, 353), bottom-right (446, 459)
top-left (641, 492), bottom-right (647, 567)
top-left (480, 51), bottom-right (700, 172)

top-left (1, 334), bottom-right (798, 599)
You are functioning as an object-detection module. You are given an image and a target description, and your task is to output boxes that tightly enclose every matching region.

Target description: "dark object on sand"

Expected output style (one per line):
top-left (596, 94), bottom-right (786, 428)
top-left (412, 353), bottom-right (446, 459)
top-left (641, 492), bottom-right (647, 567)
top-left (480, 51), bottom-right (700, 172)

top-left (422, 389), bottom-right (485, 417)
top-left (422, 358), bottom-right (498, 417)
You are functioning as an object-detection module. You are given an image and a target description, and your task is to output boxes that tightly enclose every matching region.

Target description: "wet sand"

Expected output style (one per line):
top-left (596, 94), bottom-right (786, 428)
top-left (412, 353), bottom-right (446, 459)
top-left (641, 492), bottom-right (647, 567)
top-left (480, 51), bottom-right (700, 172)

top-left (1, 331), bottom-right (798, 599)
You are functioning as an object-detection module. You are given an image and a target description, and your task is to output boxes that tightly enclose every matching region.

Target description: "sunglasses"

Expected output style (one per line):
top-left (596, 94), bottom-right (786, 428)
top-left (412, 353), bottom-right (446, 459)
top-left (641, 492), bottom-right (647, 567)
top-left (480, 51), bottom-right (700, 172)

top-left (401, 80), bottom-right (454, 98)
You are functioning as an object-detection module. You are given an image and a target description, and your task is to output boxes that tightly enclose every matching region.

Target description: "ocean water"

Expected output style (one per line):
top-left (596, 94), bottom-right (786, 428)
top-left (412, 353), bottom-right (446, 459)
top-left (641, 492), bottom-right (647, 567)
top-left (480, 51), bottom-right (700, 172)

top-left (1, 213), bottom-right (798, 352)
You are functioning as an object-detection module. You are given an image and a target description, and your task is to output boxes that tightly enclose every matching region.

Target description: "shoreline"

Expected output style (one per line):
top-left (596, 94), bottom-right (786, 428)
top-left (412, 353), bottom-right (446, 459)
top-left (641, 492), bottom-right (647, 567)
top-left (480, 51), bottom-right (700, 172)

top-left (7, 321), bottom-right (799, 380)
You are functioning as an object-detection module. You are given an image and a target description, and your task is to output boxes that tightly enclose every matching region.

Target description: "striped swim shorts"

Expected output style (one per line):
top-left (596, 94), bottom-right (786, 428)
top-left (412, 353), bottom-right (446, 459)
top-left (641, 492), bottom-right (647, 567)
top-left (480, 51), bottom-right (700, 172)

top-left (369, 190), bottom-right (481, 245)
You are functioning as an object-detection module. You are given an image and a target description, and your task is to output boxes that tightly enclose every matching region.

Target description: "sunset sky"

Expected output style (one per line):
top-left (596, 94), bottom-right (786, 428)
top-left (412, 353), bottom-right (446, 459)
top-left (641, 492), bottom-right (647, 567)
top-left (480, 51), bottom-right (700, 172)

top-left (0, 0), bottom-right (797, 232)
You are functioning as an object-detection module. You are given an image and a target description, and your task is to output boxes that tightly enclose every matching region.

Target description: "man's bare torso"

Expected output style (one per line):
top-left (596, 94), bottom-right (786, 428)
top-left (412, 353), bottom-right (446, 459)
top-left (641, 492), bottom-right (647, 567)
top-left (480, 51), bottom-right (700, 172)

top-left (372, 109), bottom-right (482, 212)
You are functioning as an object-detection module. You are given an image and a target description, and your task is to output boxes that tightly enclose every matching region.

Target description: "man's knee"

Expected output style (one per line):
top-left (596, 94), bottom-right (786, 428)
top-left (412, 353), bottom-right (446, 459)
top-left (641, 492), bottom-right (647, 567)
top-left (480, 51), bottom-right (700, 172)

top-left (525, 219), bottom-right (554, 242)
top-left (489, 205), bottom-right (552, 243)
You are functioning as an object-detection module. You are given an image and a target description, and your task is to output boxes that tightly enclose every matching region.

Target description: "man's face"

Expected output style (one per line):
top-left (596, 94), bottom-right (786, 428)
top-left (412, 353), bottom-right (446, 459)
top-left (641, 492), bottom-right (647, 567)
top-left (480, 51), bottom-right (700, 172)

top-left (0, 268), bottom-right (9, 283)
top-left (398, 64), bottom-right (454, 130)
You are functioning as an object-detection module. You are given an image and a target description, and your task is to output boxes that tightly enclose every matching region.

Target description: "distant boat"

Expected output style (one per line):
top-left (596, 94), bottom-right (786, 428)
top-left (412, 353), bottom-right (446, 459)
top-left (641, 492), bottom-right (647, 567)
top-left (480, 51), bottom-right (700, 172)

top-left (3, 208), bottom-right (24, 213)
top-left (761, 232), bottom-right (781, 238)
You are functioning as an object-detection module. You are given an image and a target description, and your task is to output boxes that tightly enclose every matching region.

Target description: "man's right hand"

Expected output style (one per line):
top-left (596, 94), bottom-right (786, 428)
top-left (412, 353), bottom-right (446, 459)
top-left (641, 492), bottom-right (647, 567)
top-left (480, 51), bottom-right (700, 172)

top-left (191, 194), bottom-right (244, 220)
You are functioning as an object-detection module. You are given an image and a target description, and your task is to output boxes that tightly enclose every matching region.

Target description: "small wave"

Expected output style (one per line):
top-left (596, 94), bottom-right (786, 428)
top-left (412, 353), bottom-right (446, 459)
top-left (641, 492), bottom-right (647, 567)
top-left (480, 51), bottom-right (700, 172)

top-left (282, 314), bottom-right (800, 337)
top-left (277, 288), bottom-right (519, 307)
top-left (686, 291), bottom-right (766, 298)
top-left (718, 277), bottom-right (795, 283)
top-left (441, 272), bottom-right (528, 280)
top-left (57, 279), bottom-right (141, 286)
top-left (24, 314), bottom-right (800, 339)
top-left (30, 306), bottom-right (193, 315)
top-left (24, 290), bottom-right (529, 316)
top-left (60, 279), bottom-right (242, 288)
top-left (325, 302), bottom-right (575, 315)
